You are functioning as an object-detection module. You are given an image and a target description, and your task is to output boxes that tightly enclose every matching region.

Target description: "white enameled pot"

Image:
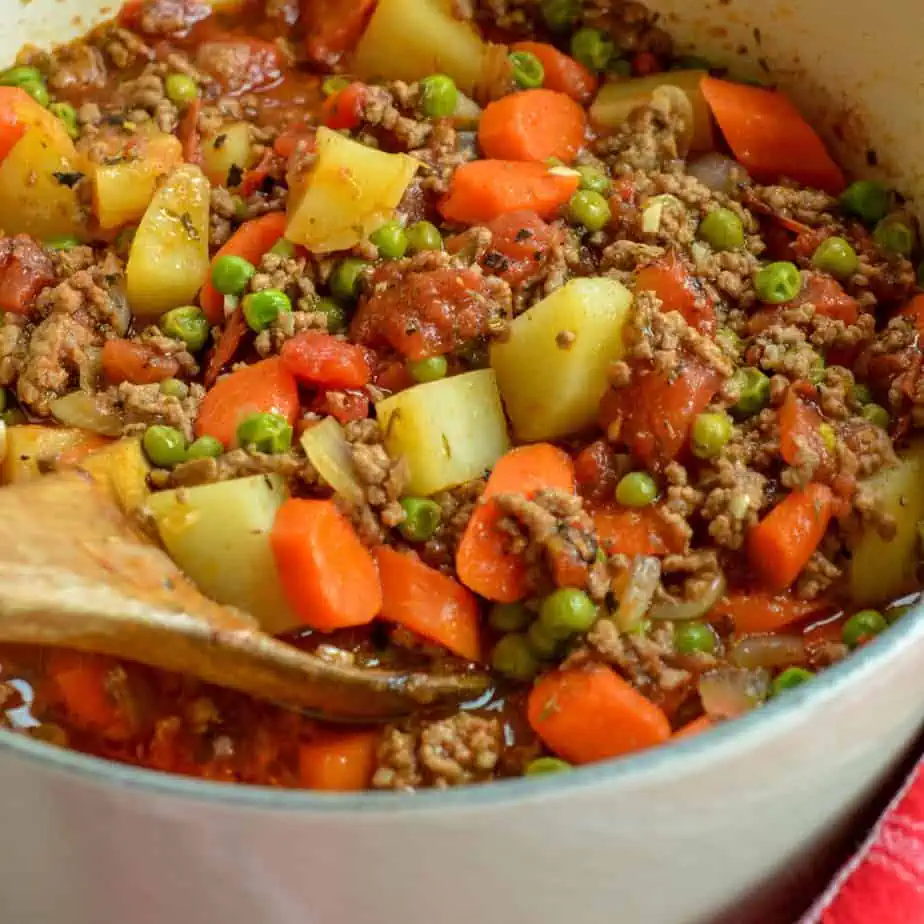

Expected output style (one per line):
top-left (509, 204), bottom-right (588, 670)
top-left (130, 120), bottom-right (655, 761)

top-left (2, 2), bottom-right (923, 923)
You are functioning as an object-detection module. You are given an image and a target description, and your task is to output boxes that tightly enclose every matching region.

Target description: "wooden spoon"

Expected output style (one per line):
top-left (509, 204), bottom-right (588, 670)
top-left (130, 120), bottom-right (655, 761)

top-left (0, 473), bottom-right (493, 722)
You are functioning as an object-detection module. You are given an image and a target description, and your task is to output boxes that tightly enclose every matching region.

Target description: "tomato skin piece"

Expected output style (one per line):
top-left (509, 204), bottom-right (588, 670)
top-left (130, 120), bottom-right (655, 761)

top-left (635, 254), bottom-right (716, 334)
top-left (102, 340), bottom-right (181, 386)
top-left (281, 332), bottom-right (371, 390)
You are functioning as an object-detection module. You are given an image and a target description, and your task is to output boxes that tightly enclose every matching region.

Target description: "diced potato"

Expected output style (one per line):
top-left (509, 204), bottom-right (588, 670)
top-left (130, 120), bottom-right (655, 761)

top-left (490, 278), bottom-right (633, 442)
top-left (849, 442), bottom-right (924, 606)
top-left (93, 134), bottom-right (183, 230)
top-left (375, 369), bottom-right (509, 497)
top-left (0, 425), bottom-right (103, 484)
top-left (126, 164), bottom-right (211, 319)
top-left (146, 475), bottom-right (297, 634)
top-left (78, 438), bottom-right (151, 512)
top-left (590, 71), bottom-right (715, 153)
top-left (300, 417), bottom-right (365, 507)
top-left (201, 121), bottom-right (255, 187)
top-left (286, 127), bottom-right (419, 253)
top-left (352, 0), bottom-right (488, 94)
top-left (0, 117), bottom-right (86, 241)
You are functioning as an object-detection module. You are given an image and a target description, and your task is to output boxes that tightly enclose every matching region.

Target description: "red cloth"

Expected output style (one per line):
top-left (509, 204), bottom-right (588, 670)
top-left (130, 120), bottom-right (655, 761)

top-left (801, 761), bottom-right (924, 923)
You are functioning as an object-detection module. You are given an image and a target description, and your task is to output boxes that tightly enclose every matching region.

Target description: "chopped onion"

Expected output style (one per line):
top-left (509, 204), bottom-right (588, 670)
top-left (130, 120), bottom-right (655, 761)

top-left (640, 193), bottom-right (682, 234)
top-left (698, 667), bottom-right (770, 720)
top-left (649, 570), bottom-right (727, 622)
top-left (687, 153), bottom-right (749, 195)
top-left (108, 282), bottom-right (132, 336)
top-left (299, 416), bottom-right (365, 507)
top-left (731, 635), bottom-right (807, 670)
top-left (50, 391), bottom-right (124, 436)
top-left (613, 555), bottom-right (661, 632)
top-left (651, 85), bottom-right (694, 156)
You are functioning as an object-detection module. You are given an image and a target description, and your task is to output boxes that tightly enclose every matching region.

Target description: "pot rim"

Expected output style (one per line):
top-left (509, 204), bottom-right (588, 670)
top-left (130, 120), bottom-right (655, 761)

top-left (2, 595), bottom-right (921, 812)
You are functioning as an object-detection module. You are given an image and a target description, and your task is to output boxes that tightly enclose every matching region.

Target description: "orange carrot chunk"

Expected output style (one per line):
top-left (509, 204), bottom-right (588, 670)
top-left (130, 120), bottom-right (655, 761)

top-left (271, 499), bottom-right (382, 631)
top-left (376, 546), bottom-right (482, 661)
top-left (440, 160), bottom-right (580, 225)
top-left (528, 664), bottom-right (671, 765)
top-left (298, 730), bottom-right (379, 791)
top-left (510, 41), bottom-right (598, 105)
top-left (456, 444), bottom-right (575, 603)
top-left (700, 77), bottom-right (845, 194)
top-left (479, 89), bottom-right (586, 164)
top-left (778, 388), bottom-right (832, 472)
top-left (747, 483), bottom-right (835, 591)
top-left (711, 590), bottom-right (832, 634)
top-left (592, 505), bottom-right (682, 558)
top-left (199, 212), bottom-right (289, 324)
top-left (195, 356), bottom-right (299, 448)
top-left (673, 716), bottom-right (715, 740)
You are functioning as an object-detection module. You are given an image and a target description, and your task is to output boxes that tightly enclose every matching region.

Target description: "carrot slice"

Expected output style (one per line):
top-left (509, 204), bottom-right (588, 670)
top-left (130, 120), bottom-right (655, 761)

top-left (528, 664), bottom-right (671, 765)
top-left (711, 590), bottom-right (832, 634)
top-left (298, 730), bottom-right (379, 791)
top-left (700, 77), bottom-right (845, 194)
top-left (673, 716), bottom-right (714, 740)
top-left (599, 356), bottom-right (724, 469)
top-left (456, 443), bottom-right (575, 603)
top-left (280, 331), bottom-right (371, 389)
top-left (200, 212), bottom-right (288, 324)
top-left (204, 306), bottom-right (248, 388)
top-left (102, 339), bottom-right (181, 386)
top-left (479, 89), bottom-right (586, 164)
top-left (510, 41), bottom-right (598, 105)
top-left (778, 388), bottom-right (832, 472)
top-left (747, 483), bottom-right (835, 591)
top-left (440, 160), bottom-right (580, 225)
top-left (592, 505), bottom-right (681, 558)
top-left (376, 546), bottom-right (482, 661)
top-left (271, 499), bottom-right (382, 631)
top-left (195, 356), bottom-right (299, 448)
top-left (0, 88), bottom-right (28, 162)
top-left (635, 253), bottom-right (715, 334)
top-left (178, 97), bottom-right (202, 165)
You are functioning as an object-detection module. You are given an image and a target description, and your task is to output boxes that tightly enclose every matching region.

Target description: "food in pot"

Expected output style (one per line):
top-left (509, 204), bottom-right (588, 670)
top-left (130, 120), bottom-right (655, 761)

top-left (0, 0), bottom-right (920, 792)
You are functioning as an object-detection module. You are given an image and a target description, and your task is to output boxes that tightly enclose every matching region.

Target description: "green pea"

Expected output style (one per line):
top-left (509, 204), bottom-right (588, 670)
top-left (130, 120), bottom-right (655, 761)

top-left (886, 603), bottom-right (913, 624)
top-left (405, 221), bottom-right (443, 254)
top-left (570, 27), bottom-right (614, 73)
top-left (419, 74), bottom-right (458, 119)
top-left (691, 411), bottom-right (733, 459)
top-left (236, 412), bottom-right (293, 454)
top-left (370, 221), bottom-right (408, 260)
top-left (576, 165), bottom-right (611, 196)
top-left (269, 238), bottom-right (296, 259)
top-left (730, 367), bottom-right (770, 418)
top-left (525, 757), bottom-right (572, 776)
top-left (142, 425), bottom-right (187, 468)
top-left (45, 235), bottom-right (81, 251)
top-left (161, 306), bottom-right (209, 352)
top-left (568, 189), bottom-right (611, 232)
top-left (49, 101), bottom-right (78, 139)
top-left (330, 258), bottom-right (371, 301)
top-left (852, 383), bottom-right (873, 405)
top-left (212, 254), bottom-right (256, 296)
top-left (159, 378), bottom-right (189, 399)
top-left (407, 355), bottom-right (447, 384)
top-left (243, 288), bottom-right (292, 332)
top-left (527, 619), bottom-right (562, 659)
top-left (24, 79), bottom-right (50, 105)
top-left (609, 57), bottom-right (632, 77)
top-left (861, 402), bottom-right (890, 429)
top-left (715, 327), bottom-right (743, 358)
top-left (0, 66), bottom-right (44, 89)
top-left (187, 435), bottom-right (224, 461)
top-left (673, 621), bottom-right (717, 655)
top-left (491, 633), bottom-right (540, 681)
top-left (873, 216), bottom-right (916, 257)
top-left (509, 51), bottom-right (545, 89)
top-left (772, 667), bottom-right (814, 696)
top-left (539, 0), bottom-right (578, 31)
top-left (538, 588), bottom-right (598, 638)
top-left (489, 602), bottom-right (533, 633)
top-left (398, 496), bottom-right (442, 542)
top-left (315, 296), bottom-right (348, 333)
top-left (322, 75), bottom-right (350, 97)
top-left (839, 180), bottom-right (892, 226)
top-left (698, 208), bottom-right (745, 251)
top-left (754, 261), bottom-right (802, 304)
top-left (842, 609), bottom-right (887, 649)
top-left (812, 236), bottom-right (859, 279)
top-left (615, 471), bottom-right (658, 508)
top-left (232, 195), bottom-right (247, 220)
top-left (164, 73), bottom-right (198, 108)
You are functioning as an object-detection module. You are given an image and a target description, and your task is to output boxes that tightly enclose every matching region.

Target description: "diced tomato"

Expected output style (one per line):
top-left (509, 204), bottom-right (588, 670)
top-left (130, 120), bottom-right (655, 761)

top-left (281, 331), bottom-right (371, 389)
top-left (102, 339), bottom-right (181, 386)
top-left (632, 52), bottom-right (662, 76)
top-left (791, 227), bottom-right (834, 261)
top-left (322, 82), bottom-right (366, 131)
top-left (635, 253), bottom-right (716, 334)
top-left (0, 235), bottom-right (55, 315)
top-left (302, 0), bottom-right (377, 66)
top-left (195, 37), bottom-right (283, 95)
top-left (483, 210), bottom-right (558, 287)
top-left (574, 439), bottom-right (621, 504)
top-left (312, 390), bottom-right (370, 424)
top-left (351, 265), bottom-right (500, 360)
top-left (787, 272), bottom-right (859, 325)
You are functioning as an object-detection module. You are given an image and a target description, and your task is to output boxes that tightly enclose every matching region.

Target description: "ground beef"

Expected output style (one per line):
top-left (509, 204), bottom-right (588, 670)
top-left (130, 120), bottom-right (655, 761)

top-left (585, 620), bottom-right (691, 693)
top-left (372, 713), bottom-right (502, 790)
top-left (748, 184), bottom-right (837, 226)
top-left (164, 447), bottom-right (318, 489)
top-left (419, 479), bottom-right (486, 571)
top-left (700, 457), bottom-right (767, 550)
top-left (0, 317), bottom-right (28, 388)
top-left (116, 381), bottom-right (204, 442)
